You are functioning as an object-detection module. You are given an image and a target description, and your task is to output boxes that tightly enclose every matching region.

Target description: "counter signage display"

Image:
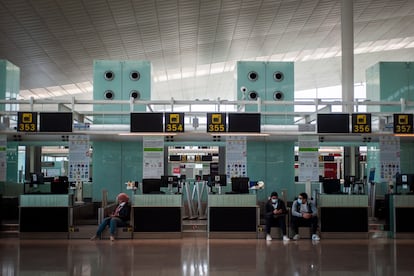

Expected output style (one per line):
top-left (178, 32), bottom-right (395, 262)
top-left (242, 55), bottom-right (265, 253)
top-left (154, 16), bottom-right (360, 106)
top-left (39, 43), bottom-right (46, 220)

top-left (207, 113), bottom-right (226, 133)
top-left (228, 113), bottom-right (261, 133)
top-left (393, 114), bottom-right (413, 134)
top-left (17, 112), bottom-right (37, 132)
top-left (130, 112), bottom-right (164, 132)
top-left (165, 112), bottom-right (184, 132)
top-left (317, 114), bottom-right (349, 133)
top-left (352, 113), bottom-right (371, 133)
top-left (39, 112), bottom-right (73, 132)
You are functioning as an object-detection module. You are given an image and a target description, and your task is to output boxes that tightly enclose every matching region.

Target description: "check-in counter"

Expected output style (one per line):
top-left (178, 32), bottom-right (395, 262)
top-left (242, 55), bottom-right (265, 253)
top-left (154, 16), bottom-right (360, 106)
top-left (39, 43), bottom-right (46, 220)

top-left (132, 194), bottom-right (182, 238)
top-left (19, 194), bottom-right (73, 239)
top-left (318, 194), bottom-right (369, 239)
top-left (389, 194), bottom-right (414, 239)
top-left (208, 194), bottom-right (258, 239)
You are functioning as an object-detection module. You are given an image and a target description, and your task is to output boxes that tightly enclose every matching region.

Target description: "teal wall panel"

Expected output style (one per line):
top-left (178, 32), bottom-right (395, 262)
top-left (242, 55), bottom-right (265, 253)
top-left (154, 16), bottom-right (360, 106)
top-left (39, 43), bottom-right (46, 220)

top-left (400, 141), bottom-right (414, 173)
top-left (6, 143), bottom-right (19, 183)
top-left (237, 61), bottom-right (294, 124)
top-left (247, 141), bottom-right (295, 202)
top-left (93, 60), bottom-right (123, 124)
top-left (121, 142), bottom-right (143, 185)
top-left (366, 62), bottom-right (414, 113)
top-left (0, 59), bottom-right (20, 110)
top-left (237, 61), bottom-right (266, 112)
top-left (93, 60), bottom-right (152, 124)
top-left (121, 60), bottom-right (151, 106)
top-left (92, 141), bottom-right (143, 201)
top-left (264, 62), bottom-right (294, 125)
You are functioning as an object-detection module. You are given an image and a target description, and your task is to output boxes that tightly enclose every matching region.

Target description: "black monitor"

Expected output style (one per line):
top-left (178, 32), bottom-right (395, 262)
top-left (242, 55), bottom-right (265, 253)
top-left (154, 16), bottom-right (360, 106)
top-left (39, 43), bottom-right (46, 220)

top-left (228, 113), bottom-right (261, 132)
top-left (344, 175), bottom-right (355, 188)
top-left (130, 112), bottom-right (164, 132)
top-left (322, 178), bottom-right (341, 194)
top-left (160, 175), bottom-right (178, 187)
top-left (202, 174), bottom-right (212, 183)
top-left (30, 173), bottom-right (44, 184)
top-left (231, 177), bottom-right (250, 194)
top-left (40, 112), bottom-right (73, 132)
top-left (51, 176), bottom-right (69, 194)
top-left (396, 173), bottom-right (414, 186)
top-left (213, 174), bottom-right (227, 186)
top-left (142, 178), bottom-right (162, 194)
top-left (317, 113), bottom-right (349, 133)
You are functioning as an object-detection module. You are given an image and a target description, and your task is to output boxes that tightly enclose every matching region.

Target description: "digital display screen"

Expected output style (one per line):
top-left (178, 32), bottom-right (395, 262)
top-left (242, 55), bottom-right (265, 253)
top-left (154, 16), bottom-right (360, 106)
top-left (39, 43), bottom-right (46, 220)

top-left (228, 113), bottom-right (261, 133)
top-left (39, 112), bottom-right (73, 132)
top-left (130, 112), bottom-right (164, 132)
top-left (317, 114), bottom-right (349, 133)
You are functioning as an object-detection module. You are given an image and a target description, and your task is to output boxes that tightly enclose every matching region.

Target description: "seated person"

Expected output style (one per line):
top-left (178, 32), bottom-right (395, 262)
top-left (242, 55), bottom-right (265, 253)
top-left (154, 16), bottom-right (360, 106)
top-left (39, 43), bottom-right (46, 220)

top-left (264, 191), bottom-right (290, 241)
top-left (91, 192), bottom-right (131, 241)
top-left (290, 192), bottom-right (320, 241)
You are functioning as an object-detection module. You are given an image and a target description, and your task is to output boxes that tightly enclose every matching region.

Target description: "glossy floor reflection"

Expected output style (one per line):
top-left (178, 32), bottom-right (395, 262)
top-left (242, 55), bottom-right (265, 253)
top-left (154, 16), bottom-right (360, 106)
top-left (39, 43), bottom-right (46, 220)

top-left (0, 237), bottom-right (413, 275)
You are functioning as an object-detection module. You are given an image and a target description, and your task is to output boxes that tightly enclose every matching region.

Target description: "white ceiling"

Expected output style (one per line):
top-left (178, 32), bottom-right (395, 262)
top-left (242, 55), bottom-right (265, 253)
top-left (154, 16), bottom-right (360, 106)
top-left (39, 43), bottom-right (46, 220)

top-left (1, 0), bottom-right (414, 102)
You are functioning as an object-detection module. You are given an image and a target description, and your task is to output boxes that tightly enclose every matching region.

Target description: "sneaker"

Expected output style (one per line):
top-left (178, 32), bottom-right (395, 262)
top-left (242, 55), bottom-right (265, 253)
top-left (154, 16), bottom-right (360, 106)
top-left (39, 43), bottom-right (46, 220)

top-left (266, 234), bottom-right (272, 241)
top-left (283, 235), bottom-right (290, 241)
top-left (110, 235), bottom-right (115, 241)
top-left (312, 234), bottom-right (320, 241)
top-left (293, 234), bottom-right (300, 240)
top-left (90, 235), bottom-right (97, 241)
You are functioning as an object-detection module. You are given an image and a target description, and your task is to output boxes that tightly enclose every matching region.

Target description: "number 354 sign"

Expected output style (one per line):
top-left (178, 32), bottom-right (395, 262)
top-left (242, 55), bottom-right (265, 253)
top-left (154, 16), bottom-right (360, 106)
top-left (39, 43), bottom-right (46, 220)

top-left (17, 112), bottom-right (37, 132)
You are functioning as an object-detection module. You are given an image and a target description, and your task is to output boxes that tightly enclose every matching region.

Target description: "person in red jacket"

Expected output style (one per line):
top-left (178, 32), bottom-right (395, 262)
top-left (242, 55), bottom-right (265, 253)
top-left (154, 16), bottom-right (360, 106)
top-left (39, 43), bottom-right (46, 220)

top-left (91, 193), bottom-right (131, 241)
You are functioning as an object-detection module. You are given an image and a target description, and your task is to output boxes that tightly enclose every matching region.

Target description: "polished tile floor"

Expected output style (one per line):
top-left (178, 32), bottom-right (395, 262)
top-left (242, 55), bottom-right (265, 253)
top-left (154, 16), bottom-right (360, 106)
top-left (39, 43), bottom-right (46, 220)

top-left (1, 236), bottom-right (414, 276)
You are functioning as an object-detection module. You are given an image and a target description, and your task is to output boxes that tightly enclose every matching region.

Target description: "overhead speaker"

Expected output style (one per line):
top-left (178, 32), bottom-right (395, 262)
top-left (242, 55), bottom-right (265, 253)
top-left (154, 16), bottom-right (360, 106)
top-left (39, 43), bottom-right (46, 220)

top-left (104, 70), bottom-right (115, 81)
top-left (104, 90), bottom-right (115, 100)
top-left (130, 90), bottom-right (141, 100)
top-left (247, 71), bottom-right (259, 81)
top-left (129, 70), bottom-right (140, 81)
top-left (273, 91), bottom-right (284, 101)
top-left (248, 91), bottom-right (259, 100)
top-left (273, 71), bottom-right (284, 82)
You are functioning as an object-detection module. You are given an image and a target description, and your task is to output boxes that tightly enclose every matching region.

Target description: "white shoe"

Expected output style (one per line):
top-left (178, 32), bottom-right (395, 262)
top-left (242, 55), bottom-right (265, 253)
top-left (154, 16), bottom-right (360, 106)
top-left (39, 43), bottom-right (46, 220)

top-left (266, 234), bottom-right (272, 241)
top-left (293, 234), bottom-right (300, 240)
top-left (312, 234), bottom-right (320, 241)
top-left (283, 235), bottom-right (290, 241)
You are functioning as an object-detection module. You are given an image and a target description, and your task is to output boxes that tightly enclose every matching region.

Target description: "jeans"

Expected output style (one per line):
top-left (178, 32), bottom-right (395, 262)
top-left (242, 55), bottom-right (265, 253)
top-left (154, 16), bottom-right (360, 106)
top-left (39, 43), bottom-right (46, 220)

top-left (265, 214), bottom-right (287, 235)
top-left (290, 216), bottom-right (318, 235)
top-left (96, 216), bottom-right (127, 236)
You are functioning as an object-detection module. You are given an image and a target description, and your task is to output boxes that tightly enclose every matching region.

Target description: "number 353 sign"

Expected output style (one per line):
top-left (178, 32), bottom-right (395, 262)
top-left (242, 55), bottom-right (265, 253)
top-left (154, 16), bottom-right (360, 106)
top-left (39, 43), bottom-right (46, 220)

top-left (17, 112), bottom-right (38, 132)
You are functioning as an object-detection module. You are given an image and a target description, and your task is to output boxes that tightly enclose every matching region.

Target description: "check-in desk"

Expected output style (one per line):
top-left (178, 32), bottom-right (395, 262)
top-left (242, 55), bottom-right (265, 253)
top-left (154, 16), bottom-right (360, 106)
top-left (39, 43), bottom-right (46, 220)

top-left (132, 194), bottom-right (182, 239)
top-left (208, 194), bottom-right (258, 239)
top-left (319, 194), bottom-right (369, 239)
top-left (389, 194), bottom-right (414, 239)
top-left (19, 194), bottom-right (73, 239)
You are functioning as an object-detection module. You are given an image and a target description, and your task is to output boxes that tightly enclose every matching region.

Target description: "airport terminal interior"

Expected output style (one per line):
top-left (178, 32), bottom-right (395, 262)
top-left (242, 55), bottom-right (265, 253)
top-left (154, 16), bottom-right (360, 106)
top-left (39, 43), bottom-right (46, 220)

top-left (2, 0), bottom-right (414, 275)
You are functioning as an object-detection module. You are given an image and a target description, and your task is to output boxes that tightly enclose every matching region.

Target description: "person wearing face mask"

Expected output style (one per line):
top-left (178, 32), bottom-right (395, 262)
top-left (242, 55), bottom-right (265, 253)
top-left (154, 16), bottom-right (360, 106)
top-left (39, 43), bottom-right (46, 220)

top-left (290, 192), bottom-right (320, 241)
top-left (264, 191), bottom-right (290, 241)
top-left (90, 192), bottom-right (131, 241)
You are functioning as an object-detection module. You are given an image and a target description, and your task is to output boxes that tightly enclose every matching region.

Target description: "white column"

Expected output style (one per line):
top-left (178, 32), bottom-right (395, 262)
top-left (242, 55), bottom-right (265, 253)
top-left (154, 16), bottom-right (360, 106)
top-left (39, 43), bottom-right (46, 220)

top-left (341, 0), bottom-right (354, 113)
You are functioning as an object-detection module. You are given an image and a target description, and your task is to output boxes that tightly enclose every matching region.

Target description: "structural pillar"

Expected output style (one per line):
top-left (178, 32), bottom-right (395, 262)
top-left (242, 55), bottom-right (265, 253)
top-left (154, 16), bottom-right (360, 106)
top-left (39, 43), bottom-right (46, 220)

top-left (341, 0), bottom-right (354, 113)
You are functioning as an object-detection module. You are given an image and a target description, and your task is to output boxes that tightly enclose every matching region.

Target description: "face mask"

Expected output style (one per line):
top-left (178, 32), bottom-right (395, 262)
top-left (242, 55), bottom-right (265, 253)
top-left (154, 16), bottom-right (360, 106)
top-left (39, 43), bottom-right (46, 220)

top-left (297, 198), bottom-right (302, 204)
top-left (271, 199), bottom-right (277, 204)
